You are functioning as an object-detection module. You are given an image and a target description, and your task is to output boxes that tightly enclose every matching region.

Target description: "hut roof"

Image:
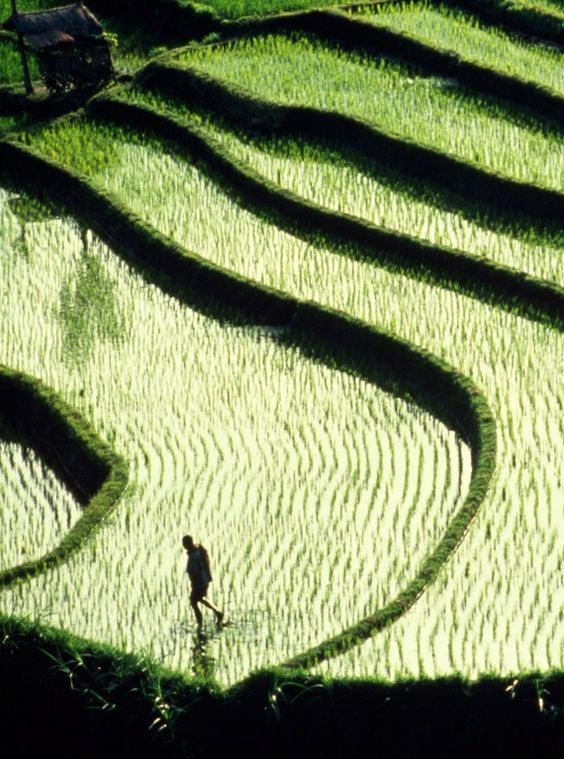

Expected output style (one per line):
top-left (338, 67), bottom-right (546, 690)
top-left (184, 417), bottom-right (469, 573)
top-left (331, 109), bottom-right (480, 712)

top-left (3, 3), bottom-right (103, 50)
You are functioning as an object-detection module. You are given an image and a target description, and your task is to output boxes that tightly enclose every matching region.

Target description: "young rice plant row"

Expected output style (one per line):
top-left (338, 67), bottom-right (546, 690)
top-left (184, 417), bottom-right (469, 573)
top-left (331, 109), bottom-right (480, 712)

top-left (0, 432), bottom-right (82, 571)
top-left (172, 34), bottom-right (564, 192)
top-left (517, 0), bottom-right (564, 20)
top-left (14, 118), bottom-right (563, 680)
top-left (122, 88), bottom-right (564, 287)
top-left (354, 2), bottom-right (564, 96)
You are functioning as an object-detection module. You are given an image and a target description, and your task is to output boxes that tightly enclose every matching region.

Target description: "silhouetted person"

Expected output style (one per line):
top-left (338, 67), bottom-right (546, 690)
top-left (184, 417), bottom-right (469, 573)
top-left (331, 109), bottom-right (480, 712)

top-left (182, 534), bottom-right (224, 629)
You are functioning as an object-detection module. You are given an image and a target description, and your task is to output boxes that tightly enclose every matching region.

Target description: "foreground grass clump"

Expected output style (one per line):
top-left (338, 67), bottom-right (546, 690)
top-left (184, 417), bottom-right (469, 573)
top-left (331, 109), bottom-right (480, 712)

top-left (19, 115), bottom-right (563, 679)
top-left (172, 33), bottom-right (564, 191)
top-left (354, 1), bottom-right (564, 96)
top-left (125, 86), bottom-right (564, 286)
top-left (1, 613), bottom-right (563, 757)
top-left (0, 180), bottom-right (469, 684)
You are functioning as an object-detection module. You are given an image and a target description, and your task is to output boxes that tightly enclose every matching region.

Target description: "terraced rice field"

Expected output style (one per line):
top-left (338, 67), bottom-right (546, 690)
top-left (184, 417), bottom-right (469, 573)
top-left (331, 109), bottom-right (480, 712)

top-left (8, 106), bottom-right (562, 678)
top-left (0, 184), bottom-right (472, 683)
top-left (172, 34), bottom-right (564, 191)
top-left (0, 2), bottom-right (562, 687)
top-left (353, 2), bottom-right (564, 95)
top-left (122, 87), bottom-right (564, 286)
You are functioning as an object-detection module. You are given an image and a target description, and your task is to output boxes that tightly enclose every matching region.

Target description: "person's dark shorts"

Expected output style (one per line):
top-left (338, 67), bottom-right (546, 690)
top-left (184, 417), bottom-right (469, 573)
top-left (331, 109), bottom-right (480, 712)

top-left (190, 584), bottom-right (208, 603)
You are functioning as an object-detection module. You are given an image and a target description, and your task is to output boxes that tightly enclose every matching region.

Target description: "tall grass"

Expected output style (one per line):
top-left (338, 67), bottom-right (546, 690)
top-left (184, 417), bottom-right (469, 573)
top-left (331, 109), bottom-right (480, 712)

top-left (18, 117), bottom-right (563, 679)
top-left (0, 38), bottom-right (40, 86)
top-left (355, 1), bottom-right (564, 96)
top-left (173, 34), bottom-right (564, 191)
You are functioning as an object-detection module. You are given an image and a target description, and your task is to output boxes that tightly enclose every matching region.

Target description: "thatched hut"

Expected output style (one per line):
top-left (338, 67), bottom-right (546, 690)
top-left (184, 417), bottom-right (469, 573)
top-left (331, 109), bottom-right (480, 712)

top-left (3, 2), bottom-right (114, 95)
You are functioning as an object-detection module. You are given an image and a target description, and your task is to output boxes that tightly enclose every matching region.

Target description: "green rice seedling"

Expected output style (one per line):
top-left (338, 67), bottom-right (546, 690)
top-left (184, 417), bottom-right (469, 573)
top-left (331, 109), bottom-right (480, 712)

top-left (0, 182), bottom-right (468, 686)
top-left (191, 0), bottom-right (353, 18)
top-left (123, 87), bottom-right (564, 286)
top-left (18, 118), bottom-right (563, 679)
top-left (173, 34), bottom-right (564, 191)
top-left (517, 0), bottom-right (564, 19)
top-left (353, 1), bottom-right (564, 96)
top-left (0, 432), bottom-right (82, 571)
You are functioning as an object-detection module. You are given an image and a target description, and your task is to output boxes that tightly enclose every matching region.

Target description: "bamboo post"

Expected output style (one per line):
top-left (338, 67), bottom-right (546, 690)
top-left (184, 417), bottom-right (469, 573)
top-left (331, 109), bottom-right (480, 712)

top-left (11, 0), bottom-right (33, 95)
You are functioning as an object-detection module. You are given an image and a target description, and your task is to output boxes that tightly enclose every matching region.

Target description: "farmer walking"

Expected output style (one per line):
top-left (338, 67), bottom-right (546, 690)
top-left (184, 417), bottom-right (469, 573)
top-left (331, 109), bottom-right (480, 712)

top-left (182, 534), bottom-right (225, 629)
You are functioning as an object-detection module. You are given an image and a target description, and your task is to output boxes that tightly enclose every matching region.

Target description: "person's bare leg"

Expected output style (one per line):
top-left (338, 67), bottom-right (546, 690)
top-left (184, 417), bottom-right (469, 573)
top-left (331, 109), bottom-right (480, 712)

top-left (191, 600), bottom-right (203, 628)
top-left (200, 597), bottom-right (224, 625)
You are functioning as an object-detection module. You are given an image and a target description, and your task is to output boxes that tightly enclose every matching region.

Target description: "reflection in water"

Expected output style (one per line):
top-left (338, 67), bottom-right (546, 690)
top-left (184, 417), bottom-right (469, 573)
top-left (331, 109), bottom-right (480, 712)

top-left (170, 609), bottom-right (270, 680)
top-left (58, 228), bottom-right (124, 364)
top-left (171, 622), bottom-right (220, 680)
top-left (12, 228), bottom-right (29, 261)
top-left (8, 193), bottom-right (60, 261)
top-left (191, 628), bottom-right (216, 680)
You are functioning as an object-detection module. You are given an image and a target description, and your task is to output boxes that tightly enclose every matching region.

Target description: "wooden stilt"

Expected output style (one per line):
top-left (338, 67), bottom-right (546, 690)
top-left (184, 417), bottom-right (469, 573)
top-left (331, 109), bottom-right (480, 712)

top-left (11, 0), bottom-right (33, 95)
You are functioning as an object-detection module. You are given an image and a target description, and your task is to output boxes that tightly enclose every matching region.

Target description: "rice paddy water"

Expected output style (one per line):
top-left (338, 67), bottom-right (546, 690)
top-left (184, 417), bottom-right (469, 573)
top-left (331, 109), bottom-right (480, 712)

top-left (1, 2), bottom-right (562, 688)
top-left (0, 430), bottom-right (82, 572)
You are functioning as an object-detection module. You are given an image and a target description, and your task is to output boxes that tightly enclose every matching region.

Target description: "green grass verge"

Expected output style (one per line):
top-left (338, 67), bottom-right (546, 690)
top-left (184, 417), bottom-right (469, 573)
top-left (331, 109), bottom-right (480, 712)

top-left (0, 134), bottom-right (496, 669)
top-left (0, 366), bottom-right (128, 587)
top-left (1, 612), bottom-right (563, 756)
